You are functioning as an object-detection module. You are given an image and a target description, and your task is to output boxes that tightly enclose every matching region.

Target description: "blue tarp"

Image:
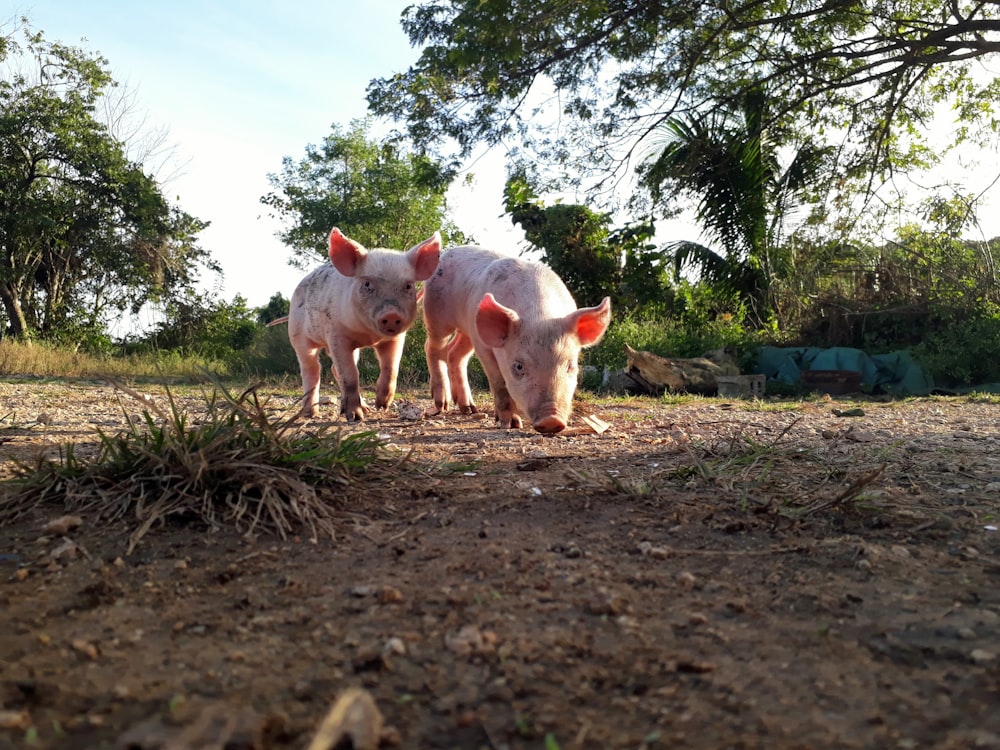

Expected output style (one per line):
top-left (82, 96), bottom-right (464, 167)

top-left (753, 346), bottom-right (935, 396)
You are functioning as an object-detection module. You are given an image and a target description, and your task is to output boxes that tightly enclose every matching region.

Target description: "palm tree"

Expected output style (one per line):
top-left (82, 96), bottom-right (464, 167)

top-left (641, 87), bottom-right (830, 326)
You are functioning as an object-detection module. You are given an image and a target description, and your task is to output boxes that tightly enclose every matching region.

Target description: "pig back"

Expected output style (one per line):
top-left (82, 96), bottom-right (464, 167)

top-left (425, 246), bottom-right (578, 331)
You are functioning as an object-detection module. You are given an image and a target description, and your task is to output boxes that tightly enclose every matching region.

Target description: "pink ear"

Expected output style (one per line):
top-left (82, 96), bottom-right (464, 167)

top-left (476, 293), bottom-right (519, 348)
top-left (328, 227), bottom-right (367, 276)
top-left (570, 296), bottom-right (612, 346)
top-left (408, 231), bottom-right (442, 281)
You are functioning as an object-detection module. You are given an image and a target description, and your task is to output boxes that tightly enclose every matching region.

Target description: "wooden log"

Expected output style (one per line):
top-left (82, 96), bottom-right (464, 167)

top-left (625, 345), bottom-right (740, 395)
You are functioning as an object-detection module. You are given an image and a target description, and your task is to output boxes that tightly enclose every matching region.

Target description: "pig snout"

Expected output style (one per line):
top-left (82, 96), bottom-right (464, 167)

top-left (529, 402), bottom-right (568, 434)
top-left (374, 302), bottom-right (411, 335)
top-left (532, 415), bottom-right (567, 434)
top-left (378, 310), bottom-right (406, 335)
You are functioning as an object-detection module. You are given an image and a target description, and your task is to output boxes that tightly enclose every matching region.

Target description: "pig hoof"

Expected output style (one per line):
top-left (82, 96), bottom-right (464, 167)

top-left (459, 404), bottom-right (479, 415)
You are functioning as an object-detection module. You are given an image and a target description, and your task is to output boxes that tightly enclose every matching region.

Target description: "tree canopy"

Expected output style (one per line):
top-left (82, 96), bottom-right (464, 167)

top-left (642, 87), bottom-right (832, 325)
top-left (260, 118), bottom-right (465, 269)
top-left (0, 19), bottom-right (216, 341)
top-left (367, 1), bottom-right (1000, 198)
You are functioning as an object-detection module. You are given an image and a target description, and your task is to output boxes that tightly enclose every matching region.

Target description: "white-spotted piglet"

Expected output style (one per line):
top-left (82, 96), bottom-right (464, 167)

top-left (423, 246), bottom-right (611, 433)
top-left (288, 227), bottom-right (441, 419)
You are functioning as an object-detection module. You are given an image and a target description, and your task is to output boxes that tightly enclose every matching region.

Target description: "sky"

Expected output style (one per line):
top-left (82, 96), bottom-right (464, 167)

top-left (14, 0), bottom-right (523, 326)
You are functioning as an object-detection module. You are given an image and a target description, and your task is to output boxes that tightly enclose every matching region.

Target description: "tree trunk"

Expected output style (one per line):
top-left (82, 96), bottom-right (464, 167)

top-left (0, 281), bottom-right (29, 339)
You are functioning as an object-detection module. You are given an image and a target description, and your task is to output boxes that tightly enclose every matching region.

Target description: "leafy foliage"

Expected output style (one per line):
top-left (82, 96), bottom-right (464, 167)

top-left (641, 88), bottom-right (831, 326)
top-left (786, 195), bottom-right (1000, 351)
top-left (584, 295), bottom-right (762, 374)
top-left (261, 118), bottom-right (466, 269)
top-left (913, 314), bottom-right (1000, 387)
top-left (122, 293), bottom-right (259, 361)
top-left (0, 20), bottom-right (217, 340)
top-left (369, 0), bottom-right (1000, 195)
top-left (504, 175), bottom-right (672, 313)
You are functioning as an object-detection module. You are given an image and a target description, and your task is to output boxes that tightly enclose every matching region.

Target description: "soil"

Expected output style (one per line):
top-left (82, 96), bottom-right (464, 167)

top-left (2, 378), bottom-right (1000, 750)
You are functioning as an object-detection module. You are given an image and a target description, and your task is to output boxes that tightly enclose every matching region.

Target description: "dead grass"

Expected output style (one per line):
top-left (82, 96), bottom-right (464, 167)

top-left (0, 338), bottom-right (230, 380)
top-left (0, 379), bottom-right (406, 552)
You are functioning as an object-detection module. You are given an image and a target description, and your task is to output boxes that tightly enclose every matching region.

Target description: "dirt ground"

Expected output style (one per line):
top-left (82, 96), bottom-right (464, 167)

top-left (1, 378), bottom-right (1000, 750)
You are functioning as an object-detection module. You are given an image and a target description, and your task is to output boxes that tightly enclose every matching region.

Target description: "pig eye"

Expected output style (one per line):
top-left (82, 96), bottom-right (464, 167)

top-left (511, 361), bottom-right (525, 378)
top-left (362, 280), bottom-right (374, 292)
top-left (404, 282), bottom-right (414, 293)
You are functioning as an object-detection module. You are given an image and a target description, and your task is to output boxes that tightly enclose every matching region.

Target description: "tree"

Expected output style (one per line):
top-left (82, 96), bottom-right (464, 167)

top-left (503, 175), bottom-right (671, 313)
top-left (367, 1), bottom-right (1000, 196)
top-left (640, 88), bottom-right (831, 325)
top-left (0, 20), bottom-right (217, 340)
top-left (255, 292), bottom-right (289, 327)
top-left (133, 292), bottom-right (259, 360)
top-left (260, 118), bottom-right (465, 269)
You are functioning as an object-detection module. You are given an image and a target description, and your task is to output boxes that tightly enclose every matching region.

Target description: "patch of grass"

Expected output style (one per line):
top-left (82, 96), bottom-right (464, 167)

top-left (0, 338), bottom-right (233, 380)
top-left (0, 379), bottom-right (405, 551)
top-left (964, 391), bottom-right (1000, 404)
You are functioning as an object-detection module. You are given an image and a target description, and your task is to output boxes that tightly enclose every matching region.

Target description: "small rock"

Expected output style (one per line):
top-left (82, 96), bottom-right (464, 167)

top-left (396, 400), bottom-right (423, 421)
top-left (49, 539), bottom-right (79, 561)
top-left (638, 542), bottom-right (674, 559)
top-left (586, 592), bottom-right (628, 616)
top-left (378, 586), bottom-right (404, 604)
top-left (71, 638), bottom-right (99, 660)
top-left (0, 709), bottom-right (31, 730)
top-left (971, 648), bottom-right (996, 664)
top-left (383, 637), bottom-right (406, 657)
top-left (846, 427), bottom-right (875, 442)
top-left (42, 515), bottom-right (83, 536)
top-left (444, 625), bottom-right (497, 656)
top-left (676, 571), bottom-right (697, 590)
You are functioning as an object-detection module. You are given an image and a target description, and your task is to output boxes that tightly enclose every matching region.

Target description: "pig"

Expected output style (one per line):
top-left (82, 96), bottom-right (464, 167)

top-left (422, 246), bottom-right (611, 433)
top-left (288, 227), bottom-right (442, 420)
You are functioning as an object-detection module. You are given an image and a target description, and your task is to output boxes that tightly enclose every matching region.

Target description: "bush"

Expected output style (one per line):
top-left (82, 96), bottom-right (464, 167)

top-left (912, 313), bottom-right (1000, 386)
top-left (583, 310), bottom-right (762, 372)
top-left (236, 324), bottom-right (300, 378)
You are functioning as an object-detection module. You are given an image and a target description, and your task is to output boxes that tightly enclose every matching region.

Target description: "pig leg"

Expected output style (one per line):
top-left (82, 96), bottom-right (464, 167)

top-left (446, 331), bottom-right (478, 414)
top-left (373, 336), bottom-right (404, 410)
top-left (424, 326), bottom-right (455, 415)
top-left (327, 339), bottom-right (367, 422)
top-left (294, 341), bottom-right (324, 418)
top-left (476, 349), bottom-right (523, 429)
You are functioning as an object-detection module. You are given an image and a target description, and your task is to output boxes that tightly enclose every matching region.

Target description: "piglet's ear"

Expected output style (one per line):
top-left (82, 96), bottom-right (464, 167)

top-left (570, 296), bottom-right (612, 347)
top-left (476, 293), bottom-right (520, 349)
top-left (328, 227), bottom-right (368, 276)
top-left (407, 231), bottom-right (442, 281)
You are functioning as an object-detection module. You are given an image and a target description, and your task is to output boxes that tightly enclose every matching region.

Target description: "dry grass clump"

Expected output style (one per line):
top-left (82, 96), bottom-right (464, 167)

top-left (0, 381), bottom-right (402, 551)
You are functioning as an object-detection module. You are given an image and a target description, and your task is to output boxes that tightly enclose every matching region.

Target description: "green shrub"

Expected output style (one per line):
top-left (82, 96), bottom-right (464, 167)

top-left (236, 324), bottom-right (300, 377)
top-left (584, 310), bottom-right (762, 372)
top-left (912, 314), bottom-right (1000, 386)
